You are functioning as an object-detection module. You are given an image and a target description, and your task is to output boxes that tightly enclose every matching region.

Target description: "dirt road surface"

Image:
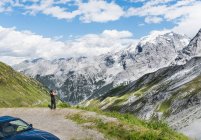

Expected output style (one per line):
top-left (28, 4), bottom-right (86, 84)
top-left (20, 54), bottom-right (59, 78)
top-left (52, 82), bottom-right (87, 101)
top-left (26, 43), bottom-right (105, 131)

top-left (0, 108), bottom-right (105, 140)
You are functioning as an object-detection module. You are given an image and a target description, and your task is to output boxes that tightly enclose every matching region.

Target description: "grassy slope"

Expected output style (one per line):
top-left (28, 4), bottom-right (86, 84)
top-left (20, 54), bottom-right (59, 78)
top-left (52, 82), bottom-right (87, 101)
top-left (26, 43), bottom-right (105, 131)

top-left (66, 107), bottom-right (188, 140)
top-left (0, 62), bottom-right (49, 107)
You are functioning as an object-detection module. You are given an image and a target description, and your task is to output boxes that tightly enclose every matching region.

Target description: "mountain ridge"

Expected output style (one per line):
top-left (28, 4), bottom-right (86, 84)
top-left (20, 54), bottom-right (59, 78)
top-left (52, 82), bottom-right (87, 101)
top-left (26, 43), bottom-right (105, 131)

top-left (14, 31), bottom-right (190, 104)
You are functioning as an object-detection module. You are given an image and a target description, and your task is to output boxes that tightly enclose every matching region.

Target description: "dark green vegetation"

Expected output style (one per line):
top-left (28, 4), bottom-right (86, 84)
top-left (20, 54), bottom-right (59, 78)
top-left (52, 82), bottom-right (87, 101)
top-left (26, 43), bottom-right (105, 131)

top-left (66, 107), bottom-right (188, 140)
top-left (57, 101), bottom-right (71, 108)
top-left (99, 84), bottom-right (127, 100)
top-left (0, 62), bottom-right (49, 107)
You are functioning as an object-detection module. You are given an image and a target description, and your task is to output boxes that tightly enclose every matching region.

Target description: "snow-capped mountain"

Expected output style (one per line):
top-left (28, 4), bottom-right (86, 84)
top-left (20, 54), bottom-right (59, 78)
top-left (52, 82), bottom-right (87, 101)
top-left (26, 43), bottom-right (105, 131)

top-left (14, 31), bottom-right (190, 104)
top-left (112, 31), bottom-right (190, 84)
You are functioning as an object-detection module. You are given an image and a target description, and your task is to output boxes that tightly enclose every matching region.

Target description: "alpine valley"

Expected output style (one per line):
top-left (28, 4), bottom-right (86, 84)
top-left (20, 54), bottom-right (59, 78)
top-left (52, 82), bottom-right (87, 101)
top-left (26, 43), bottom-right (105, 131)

top-left (14, 29), bottom-right (201, 138)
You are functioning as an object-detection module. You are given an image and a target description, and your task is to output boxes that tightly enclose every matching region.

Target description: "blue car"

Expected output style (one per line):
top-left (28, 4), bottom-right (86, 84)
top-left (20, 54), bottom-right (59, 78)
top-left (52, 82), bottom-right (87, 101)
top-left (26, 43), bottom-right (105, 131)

top-left (0, 116), bottom-right (60, 140)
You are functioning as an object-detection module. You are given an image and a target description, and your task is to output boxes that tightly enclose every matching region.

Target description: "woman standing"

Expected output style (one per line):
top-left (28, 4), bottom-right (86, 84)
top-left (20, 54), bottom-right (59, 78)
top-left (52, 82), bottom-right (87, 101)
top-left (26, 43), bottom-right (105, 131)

top-left (50, 90), bottom-right (57, 109)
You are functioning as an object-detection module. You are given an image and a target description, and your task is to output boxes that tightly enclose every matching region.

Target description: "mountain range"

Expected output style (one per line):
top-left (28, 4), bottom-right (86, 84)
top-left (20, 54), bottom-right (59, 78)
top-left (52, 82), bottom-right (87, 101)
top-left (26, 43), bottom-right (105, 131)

top-left (14, 31), bottom-right (190, 104)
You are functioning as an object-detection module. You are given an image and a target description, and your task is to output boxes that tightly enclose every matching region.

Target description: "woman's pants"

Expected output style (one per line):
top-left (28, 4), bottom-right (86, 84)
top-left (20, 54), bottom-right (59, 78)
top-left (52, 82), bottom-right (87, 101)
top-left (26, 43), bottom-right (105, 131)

top-left (51, 99), bottom-right (56, 109)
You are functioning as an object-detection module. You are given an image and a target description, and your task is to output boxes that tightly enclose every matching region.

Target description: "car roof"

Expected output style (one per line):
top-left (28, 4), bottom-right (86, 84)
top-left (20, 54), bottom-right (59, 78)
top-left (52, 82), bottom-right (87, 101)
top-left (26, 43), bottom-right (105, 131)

top-left (0, 116), bottom-right (17, 123)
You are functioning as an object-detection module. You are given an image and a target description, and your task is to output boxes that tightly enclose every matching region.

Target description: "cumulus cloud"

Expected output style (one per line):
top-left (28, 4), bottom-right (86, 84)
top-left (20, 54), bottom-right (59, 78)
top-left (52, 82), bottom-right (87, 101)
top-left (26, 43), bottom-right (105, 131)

top-left (0, 0), bottom-right (201, 36)
top-left (0, 26), bottom-right (137, 65)
top-left (23, 0), bottom-right (80, 20)
top-left (171, 3), bottom-right (201, 37)
top-left (126, 0), bottom-right (201, 37)
top-left (77, 0), bottom-right (124, 23)
top-left (0, 0), bottom-right (124, 23)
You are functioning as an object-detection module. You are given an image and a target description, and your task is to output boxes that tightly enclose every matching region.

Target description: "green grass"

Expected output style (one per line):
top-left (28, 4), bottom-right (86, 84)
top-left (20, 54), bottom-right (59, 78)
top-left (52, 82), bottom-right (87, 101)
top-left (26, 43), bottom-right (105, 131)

top-left (158, 100), bottom-right (171, 113)
top-left (83, 80), bottom-right (155, 113)
top-left (99, 84), bottom-right (127, 101)
top-left (0, 62), bottom-right (50, 107)
top-left (67, 113), bottom-right (90, 124)
top-left (132, 86), bottom-right (151, 97)
top-left (57, 101), bottom-right (71, 108)
top-left (67, 106), bottom-right (189, 140)
top-left (157, 100), bottom-right (172, 118)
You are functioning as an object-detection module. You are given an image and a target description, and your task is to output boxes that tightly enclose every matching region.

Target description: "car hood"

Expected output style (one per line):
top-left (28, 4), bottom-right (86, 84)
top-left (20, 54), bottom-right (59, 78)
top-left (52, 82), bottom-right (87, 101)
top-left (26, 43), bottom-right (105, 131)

top-left (5, 129), bottom-right (59, 140)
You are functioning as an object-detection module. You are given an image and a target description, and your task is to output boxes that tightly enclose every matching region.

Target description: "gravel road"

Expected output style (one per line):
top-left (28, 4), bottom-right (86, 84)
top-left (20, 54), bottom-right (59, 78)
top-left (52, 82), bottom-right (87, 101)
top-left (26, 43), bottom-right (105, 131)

top-left (0, 108), bottom-right (105, 140)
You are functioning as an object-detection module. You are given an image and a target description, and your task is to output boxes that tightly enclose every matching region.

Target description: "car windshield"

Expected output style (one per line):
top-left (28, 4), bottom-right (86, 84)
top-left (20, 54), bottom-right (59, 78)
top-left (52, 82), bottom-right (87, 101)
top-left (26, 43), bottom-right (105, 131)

top-left (0, 119), bottom-right (31, 138)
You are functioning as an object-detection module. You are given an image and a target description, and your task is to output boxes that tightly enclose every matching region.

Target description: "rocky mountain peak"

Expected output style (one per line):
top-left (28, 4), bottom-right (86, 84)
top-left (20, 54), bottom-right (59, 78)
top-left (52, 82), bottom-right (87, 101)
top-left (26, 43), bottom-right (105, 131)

top-left (135, 31), bottom-right (189, 55)
top-left (175, 29), bottom-right (201, 65)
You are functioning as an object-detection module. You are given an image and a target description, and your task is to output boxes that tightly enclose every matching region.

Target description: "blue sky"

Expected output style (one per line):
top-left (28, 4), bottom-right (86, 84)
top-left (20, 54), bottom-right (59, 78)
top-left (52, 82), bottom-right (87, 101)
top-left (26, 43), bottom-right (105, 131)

top-left (0, 0), bottom-right (176, 39)
top-left (0, 0), bottom-right (201, 65)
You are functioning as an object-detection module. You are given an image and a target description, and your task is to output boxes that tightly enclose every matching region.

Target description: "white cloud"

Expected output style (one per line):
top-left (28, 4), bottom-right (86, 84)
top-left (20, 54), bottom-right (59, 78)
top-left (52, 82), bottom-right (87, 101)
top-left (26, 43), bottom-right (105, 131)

top-left (0, 26), bottom-right (137, 65)
top-left (0, 0), bottom-right (13, 13)
top-left (169, 2), bottom-right (201, 37)
top-left (126, 0), bottom-right (201, 37)
top-left (77, 0), bottom-right (124, 23)
top-left (0, 0), bottom-right (124, 23)
top-left (128, 0), bottom-right (147, 3)
top-left (145, 16), bottom-right (163, 24)
top-left (102, 30), bottom-right (133, 38)
top-left (23, 0), bottom-right (80, 20)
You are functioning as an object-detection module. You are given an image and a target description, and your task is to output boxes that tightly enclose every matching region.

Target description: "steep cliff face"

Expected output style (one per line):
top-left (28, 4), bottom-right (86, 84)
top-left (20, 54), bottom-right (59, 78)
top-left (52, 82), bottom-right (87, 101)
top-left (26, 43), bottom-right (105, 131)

top-left (14, 32), bottom-right (190, 104)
